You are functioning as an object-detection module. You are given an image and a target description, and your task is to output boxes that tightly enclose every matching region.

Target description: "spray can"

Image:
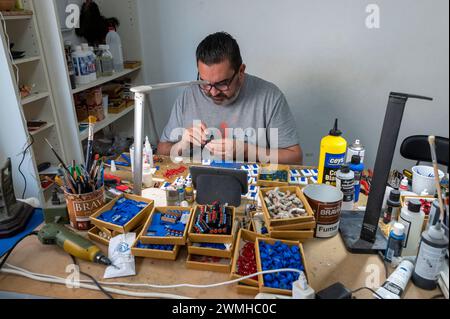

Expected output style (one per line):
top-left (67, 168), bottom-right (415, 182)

top-left (413, 218), bottom-right (449, 290)
top-left (375, 260), bottom-right (414, 299)
top-left (384, 223), bottom-right (405, 263)
top-left (383, 189), bottom-right (401, 224)
top-left (318, 119), bottom-right (347, 186)
top-left (349, 155), bottom-right (364, 203)
top-left (336, 164), bottom-right (355, 211)
top-left (346, 139), bottom-right (365, 164)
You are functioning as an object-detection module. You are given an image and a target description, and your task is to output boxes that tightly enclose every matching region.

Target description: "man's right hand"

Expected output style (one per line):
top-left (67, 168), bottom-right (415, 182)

top-left (179, 121), bottom-right (208, 149)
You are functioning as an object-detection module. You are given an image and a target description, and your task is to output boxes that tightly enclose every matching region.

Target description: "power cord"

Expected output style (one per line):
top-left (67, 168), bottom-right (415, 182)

top-left (18, 135), bottom-right (35, 199)
top-left (0, 231), bottom-right (38, 270)
top-left (352, 287), bottom-right (384, 299)
top-left (70, 255), bottom-right (114, 299)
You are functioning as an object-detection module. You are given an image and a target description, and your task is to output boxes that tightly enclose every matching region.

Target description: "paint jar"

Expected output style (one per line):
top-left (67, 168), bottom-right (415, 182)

top-left (303, 184), bottom-right (343, 238)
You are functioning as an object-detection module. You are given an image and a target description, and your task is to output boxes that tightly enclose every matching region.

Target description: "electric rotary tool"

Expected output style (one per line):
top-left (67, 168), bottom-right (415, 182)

top-left (38, 223), bottom-right (112, 266)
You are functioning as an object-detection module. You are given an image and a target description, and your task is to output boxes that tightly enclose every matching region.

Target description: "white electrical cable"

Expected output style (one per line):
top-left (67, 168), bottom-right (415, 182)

top-left (2, 263), bottom-right (303, 296)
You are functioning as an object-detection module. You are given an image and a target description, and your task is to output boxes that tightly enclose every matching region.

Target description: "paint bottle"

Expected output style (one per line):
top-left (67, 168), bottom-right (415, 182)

top-left (399, 177), bottom-right (409, 193)
top-left (399, 199), bottom-right (425, 257)
top-left (383, 189), bottom-right (401, 224)
top-left (336, 164), bottom-right (355, 211)
top-left (318, 119), bottom-right (347, 186)
top-left (375, 260), bottom-right (414, 299)
top-left (177, 182), bottom-right (185, 203)
top-left (384, 222), bottom-right (405, 263)
top-left (72, 45), bottom-right (91, 85)
top-left (349, 155), bottom-right (364, 203)
top-left (144, 136), bottom-right (154, 168)
top-left (413, 219), bottom-right (449, 290)
top-left (346, 139), bottom-right (365, 164)
top-left (185, 181), bottom-right (194, 204)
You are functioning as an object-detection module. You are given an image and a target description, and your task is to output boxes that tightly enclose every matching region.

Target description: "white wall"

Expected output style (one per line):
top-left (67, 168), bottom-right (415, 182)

top-left (136, 0), bottom-right (449, 169)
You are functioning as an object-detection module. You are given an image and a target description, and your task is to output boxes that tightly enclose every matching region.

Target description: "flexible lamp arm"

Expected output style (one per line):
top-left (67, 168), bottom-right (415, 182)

top-left (130, 80), bottom-right (207, 195)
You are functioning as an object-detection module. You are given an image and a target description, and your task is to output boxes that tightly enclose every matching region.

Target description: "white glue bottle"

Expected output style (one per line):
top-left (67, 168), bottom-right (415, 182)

top-left (144, 136), bottom-right (154, 168)
top-left (336, 164), bottom-right (355, 211)
top-left (375, 260), bottom-right (414, 299)
top-left (413, 217), bottom-right (449, 290)
top-left (399, 199), bottom-right (425, 257)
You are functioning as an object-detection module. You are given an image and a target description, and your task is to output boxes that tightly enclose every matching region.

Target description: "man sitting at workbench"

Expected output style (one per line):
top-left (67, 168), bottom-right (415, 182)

top-left (157, 32), bottom-right (303, 165)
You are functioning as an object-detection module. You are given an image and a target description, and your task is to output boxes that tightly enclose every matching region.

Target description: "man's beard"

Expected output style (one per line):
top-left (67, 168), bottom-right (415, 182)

top-left (207, 84), bottom-right (242, 106)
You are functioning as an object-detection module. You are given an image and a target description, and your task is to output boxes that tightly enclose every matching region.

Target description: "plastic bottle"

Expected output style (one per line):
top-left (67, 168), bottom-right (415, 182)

top-left (346, 139), bottom-right (365, 163)
top-left (106, 27), bottom-right (124, 72)
top-left (144, 136), bottom-right (154, 168)
top-left (375, 260), bottom-right (414, 299)
top-left (81, 44), bottom-right (97, 82)
top-left (399, 177), bottom-right (409, 193)
top-left (382, 189), bottom-right (401, 224)
top-left (177, 182), bottom-right (185, 203)
top-left (336, 164), bottom-right (355, 211)
top-left (95, 46), bottom-right (103, 78)
top-left (72, 45), bottom-right (91, 85)
top-left (317, 119), bottom-right (347, 186)
top-left (384, 222), bottom-right (405, 263)
top-left (100, 45), bottom-right (114, 77)
top-left (88, 46), bottom-right (97, 82)
top-left (349, 155), bottom-right (364, 203)
top-left (64, 41), bottom-right (76, 89)
top-left (292, 272), bottom-right (315, 299)
top-left (399, 199), bottom-right (425, 257)
top-left (413, 221), bottom-right (449, 290)
top-left (185, 181), bottom-right (194, 204)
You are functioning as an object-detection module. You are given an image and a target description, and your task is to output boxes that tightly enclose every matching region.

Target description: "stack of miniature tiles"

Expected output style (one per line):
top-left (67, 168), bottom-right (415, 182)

top-left (131, 206), bottom-right (193, 260)
top-left (288, 168), bottom-right (319, 186)
top-left (258, 185), bottom-right (316, 241)
top-left (186, 202), bottom-right (239, 273)
top-left (88, 194), bottom-right (154, 246)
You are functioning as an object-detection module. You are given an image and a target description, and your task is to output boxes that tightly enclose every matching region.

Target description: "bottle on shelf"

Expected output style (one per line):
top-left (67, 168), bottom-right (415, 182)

top-left (95, 46), bottom-right (103, 78)
top-left (72, 45), bottom-right (90, 85)
top-left (81, 44), bottom-right (97, 83)
top-left (100, 45), bottom-right (114, 77)
top-left (64, 41), bottom-right (76, 90)
top-left (144, 136), bottom-right (154, 168)
top-left (106, 27), bottom-right (124, 73)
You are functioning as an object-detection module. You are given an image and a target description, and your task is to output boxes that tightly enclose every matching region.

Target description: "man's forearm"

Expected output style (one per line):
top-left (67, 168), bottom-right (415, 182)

top-left (244, 143), bottom-right (303, 165)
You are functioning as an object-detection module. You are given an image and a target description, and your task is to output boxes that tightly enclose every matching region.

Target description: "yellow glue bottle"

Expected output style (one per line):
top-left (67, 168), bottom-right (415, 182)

top-left (317, 119), bottom-right (347, 186)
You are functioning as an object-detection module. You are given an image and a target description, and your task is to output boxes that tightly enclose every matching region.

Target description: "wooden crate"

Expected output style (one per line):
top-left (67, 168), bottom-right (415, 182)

top-left (139, 206), bottom-right (193, 246)
top-left (257, 164), bottom-right (290, 187)
top-left (268, 228), bottom-right (314, 241)
top-left (90, 194), bottom-right (153, 234)
top-left (188, 205), bottom-right (236, 244)
top-left (255, 237), bottom-right (310, 296)
top-left (131, 241), bottom-right (181, 261)
top-left (187, 240), bottom-right (235, 259)
top-left (230, 229), bottom-right (266, 287)
top-left (186, 254), bottom-right (232, 273)
top-left (88, 224), bottom-right (143, 246)
top-left (259, 186), bottom-right (315, 227)
top-left (236, 282), bottom-right (260, 296)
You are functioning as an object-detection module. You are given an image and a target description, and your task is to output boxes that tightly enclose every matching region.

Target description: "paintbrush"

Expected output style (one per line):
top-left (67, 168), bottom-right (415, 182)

top-left (45, 138), bottom-right (76, 186)
top-left (428, 136), bottom-right (445, 221)
top-left (85, 116), bottom-right (97, 173)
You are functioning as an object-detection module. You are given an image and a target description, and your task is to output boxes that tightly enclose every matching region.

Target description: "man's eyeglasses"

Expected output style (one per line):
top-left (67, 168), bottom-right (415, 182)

top-left (197, 70), bottom-right (238, 93)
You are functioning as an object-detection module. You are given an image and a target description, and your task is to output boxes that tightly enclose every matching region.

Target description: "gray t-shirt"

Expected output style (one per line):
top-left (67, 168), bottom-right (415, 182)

top-left (160, 74), bottom-right (299, 149)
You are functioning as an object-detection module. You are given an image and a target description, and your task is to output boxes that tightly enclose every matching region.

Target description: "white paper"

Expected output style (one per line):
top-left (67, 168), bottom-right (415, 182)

top-left (104, 233), bottom-right (136, 279)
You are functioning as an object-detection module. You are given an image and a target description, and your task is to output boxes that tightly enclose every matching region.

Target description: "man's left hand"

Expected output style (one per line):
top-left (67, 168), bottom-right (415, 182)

top-left (205, 139), bottom-right (246, 160)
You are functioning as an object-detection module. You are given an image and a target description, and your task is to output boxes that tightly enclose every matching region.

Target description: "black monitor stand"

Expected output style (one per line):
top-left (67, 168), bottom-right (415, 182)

top-left (0, 158), bottom-right (34, 238)
top-left (339, 92), bottom-right (433, 254)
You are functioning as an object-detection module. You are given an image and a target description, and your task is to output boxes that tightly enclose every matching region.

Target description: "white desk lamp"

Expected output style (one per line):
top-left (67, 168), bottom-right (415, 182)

top-left (130, 80), bottom-right (207, 195)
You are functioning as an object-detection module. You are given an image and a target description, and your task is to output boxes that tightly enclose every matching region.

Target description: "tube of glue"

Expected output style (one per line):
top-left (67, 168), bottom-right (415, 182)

top-left (374, 260), bottom-right (414, 299)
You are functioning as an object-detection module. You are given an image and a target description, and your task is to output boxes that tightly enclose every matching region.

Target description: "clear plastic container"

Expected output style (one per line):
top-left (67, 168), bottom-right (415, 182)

top-left (100, 45), bottom-right (114, 77)
top-left (106, 28), bottom-right (124, 72)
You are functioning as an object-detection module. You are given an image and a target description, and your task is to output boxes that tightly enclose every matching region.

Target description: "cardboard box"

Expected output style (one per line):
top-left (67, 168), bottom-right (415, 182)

top-left (90, 194), bottom-right (154, 234)
top-left (230, 229), bottom-right (266, 287)
top-left (259, 186), bottom-right (315, 227)
top-left (186, 254), bottom-right (232, 273)
top-left (131, 237), bottom-right (181, 261)
top-left (257, 164), bottom-right (290, 187)
top-left (187, 240), bottom-right (235, 259)
top-left (188, 205), bottom-right (236, 244)
top-left (139, 206), bottom-right (193, 246)
top-left (255, 237), bottom-right (310, 296)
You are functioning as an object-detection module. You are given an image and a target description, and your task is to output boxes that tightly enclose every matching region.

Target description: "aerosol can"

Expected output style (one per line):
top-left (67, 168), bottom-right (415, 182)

top-left (318, 119), bottom-right (347, 186)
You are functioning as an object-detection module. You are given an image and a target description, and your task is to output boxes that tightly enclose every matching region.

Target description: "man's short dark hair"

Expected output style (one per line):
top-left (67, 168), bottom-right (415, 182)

top-left (196, 32), bottom-right (243, 71)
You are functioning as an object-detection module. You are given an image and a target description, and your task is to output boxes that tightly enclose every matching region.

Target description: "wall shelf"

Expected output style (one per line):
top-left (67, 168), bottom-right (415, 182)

top-left (72, 67), bottom-right (141, 94)
top-left (21, 91), bottom-right (49, 105)
top-left (29, 122), bottom-right (54, 136)
top-left (14, 55), bottom-right (41, 65)
top-left (1, 10), bottom-right (33, 20)
top-left (79, 105), bottom-right (135, 140)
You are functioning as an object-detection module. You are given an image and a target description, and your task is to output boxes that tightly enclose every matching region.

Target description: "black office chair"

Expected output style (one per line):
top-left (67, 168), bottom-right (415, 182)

top-left (400, 135), bottom-right (449, 171)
